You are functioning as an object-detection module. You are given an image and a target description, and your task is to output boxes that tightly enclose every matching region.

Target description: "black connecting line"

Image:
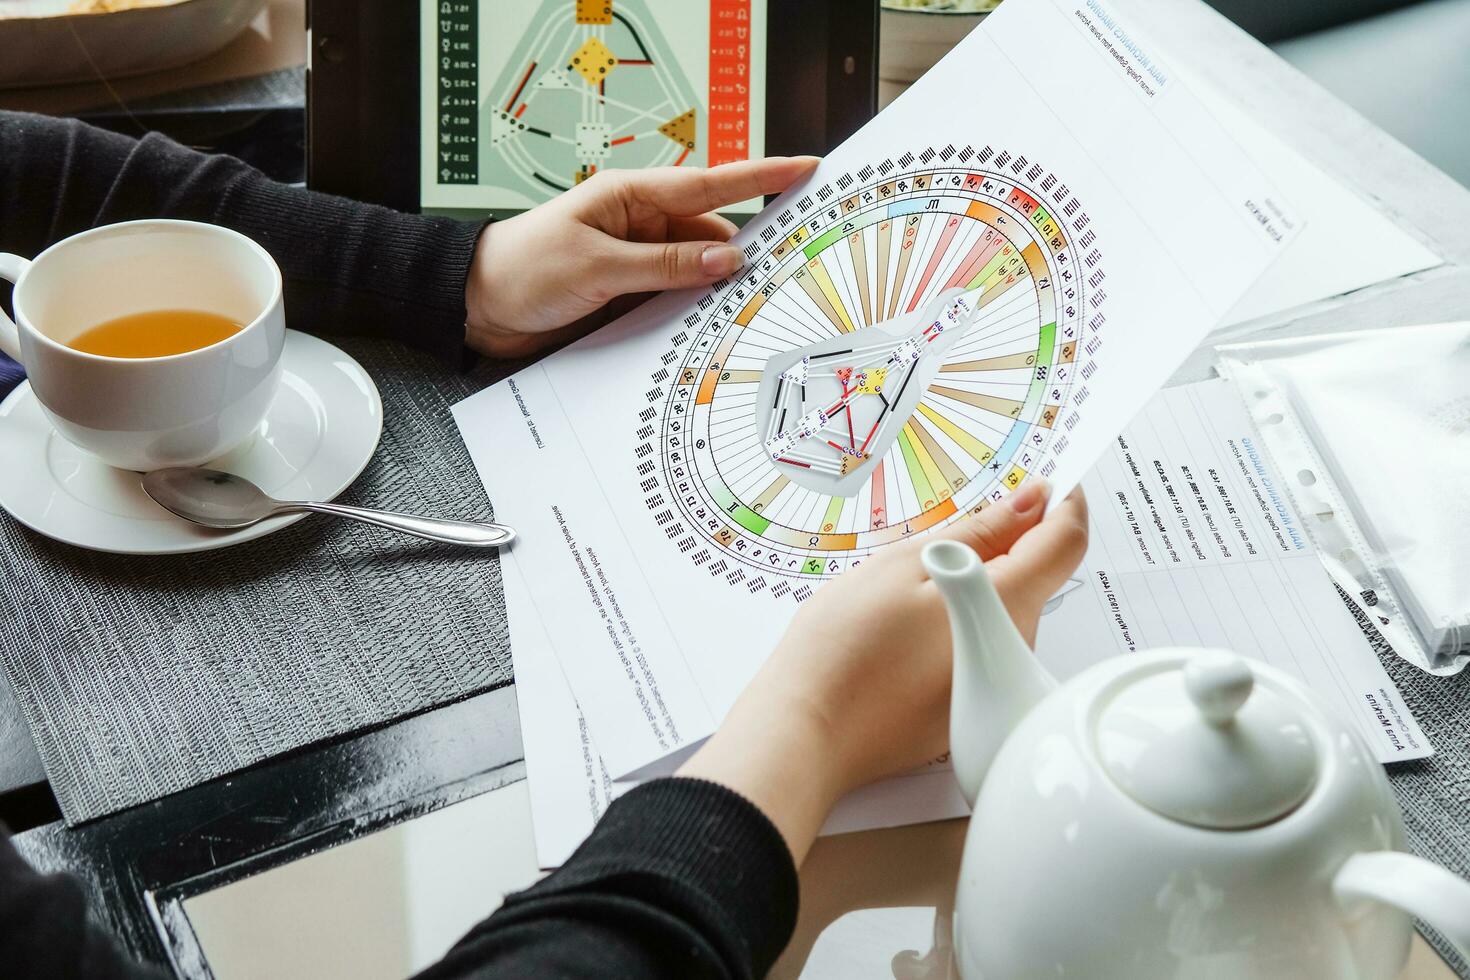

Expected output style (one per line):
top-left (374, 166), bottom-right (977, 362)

top-left (887, 360), bottom-right (916, 414)
top-left (611, 10), bottom-right (654, 63)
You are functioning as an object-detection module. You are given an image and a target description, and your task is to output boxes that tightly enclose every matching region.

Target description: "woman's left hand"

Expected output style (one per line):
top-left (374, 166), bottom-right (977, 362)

top-left (679, 483), bottom-right (1089, 863)
top-left (463, 156), bottom-right (820, 358)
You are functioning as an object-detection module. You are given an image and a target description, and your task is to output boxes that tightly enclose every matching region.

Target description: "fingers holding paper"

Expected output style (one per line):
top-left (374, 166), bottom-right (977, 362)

top-left (982, 487), bottom-right (1090, 645)
top-left (609, 156), bottom-right (823, 218)
top-left (463, 157), bottom-right (820, 359)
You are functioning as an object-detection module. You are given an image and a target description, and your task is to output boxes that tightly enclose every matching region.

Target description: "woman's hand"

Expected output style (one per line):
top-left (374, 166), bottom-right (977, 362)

top-left (679, 482), bottom-right (1089, 862)
top-left (463, 156), bottom-right (820, 358)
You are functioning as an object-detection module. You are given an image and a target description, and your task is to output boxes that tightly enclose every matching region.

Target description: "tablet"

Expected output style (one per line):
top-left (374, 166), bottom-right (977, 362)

top-left (306, 0), bottom-right (878, 218)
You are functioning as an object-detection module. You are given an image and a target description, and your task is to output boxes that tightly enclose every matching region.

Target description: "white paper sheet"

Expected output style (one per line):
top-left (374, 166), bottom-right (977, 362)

top-left (499, 561), bottom-right (614, 868)
top-left (1033, 379), bottom-right (1430, 760)
top-left (1191, 77), bottom-right (1442, 329)
top-left (497, 378), bottom-right (1429, 868)
top-left (503, 558), bottom-right (971, 868)
top-left (455, 0), bottom-right (1301, 782)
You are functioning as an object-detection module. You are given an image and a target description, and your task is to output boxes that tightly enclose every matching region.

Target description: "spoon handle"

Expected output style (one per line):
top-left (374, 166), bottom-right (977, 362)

top-left (280, 501), bottom-right (516, 548)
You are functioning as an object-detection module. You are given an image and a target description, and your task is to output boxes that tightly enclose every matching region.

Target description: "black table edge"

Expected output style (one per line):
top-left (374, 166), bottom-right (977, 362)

top-left (12, 682), bottom-right (525, 974)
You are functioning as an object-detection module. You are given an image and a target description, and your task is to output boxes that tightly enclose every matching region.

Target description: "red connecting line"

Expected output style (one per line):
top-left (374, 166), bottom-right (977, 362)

top-left (841, 379), bottom-right (857, 450)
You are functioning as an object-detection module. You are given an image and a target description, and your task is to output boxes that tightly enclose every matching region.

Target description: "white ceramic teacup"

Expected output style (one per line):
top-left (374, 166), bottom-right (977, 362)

top-left (0, 219), bottom-right (285, 472)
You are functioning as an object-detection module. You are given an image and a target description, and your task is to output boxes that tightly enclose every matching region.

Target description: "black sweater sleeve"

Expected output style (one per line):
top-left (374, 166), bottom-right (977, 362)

top-left (0, 824), bottom-right (167, 979)
top-left (0, 111), bottom-right (483, 366)
top-left (417, 779), bottom-right (800, 980)
top-left (0, 778), bottom-right (799, 979)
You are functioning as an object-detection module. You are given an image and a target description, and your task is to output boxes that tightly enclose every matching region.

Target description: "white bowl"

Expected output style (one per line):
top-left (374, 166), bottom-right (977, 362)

top-left (0, 0), bottom-right (266, 89)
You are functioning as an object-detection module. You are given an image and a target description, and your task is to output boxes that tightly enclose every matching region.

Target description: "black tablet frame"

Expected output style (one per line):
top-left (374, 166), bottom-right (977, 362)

top-left (306, 0), bottom-right (879, 214)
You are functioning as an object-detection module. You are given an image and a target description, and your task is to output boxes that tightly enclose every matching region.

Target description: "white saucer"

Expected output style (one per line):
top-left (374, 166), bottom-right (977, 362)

top-left (0, 330), bottom-right (383, 555)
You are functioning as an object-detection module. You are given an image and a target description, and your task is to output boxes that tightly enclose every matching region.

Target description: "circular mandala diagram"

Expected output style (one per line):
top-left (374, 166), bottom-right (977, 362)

top-left (638, 147), bottom-right (1105, 588)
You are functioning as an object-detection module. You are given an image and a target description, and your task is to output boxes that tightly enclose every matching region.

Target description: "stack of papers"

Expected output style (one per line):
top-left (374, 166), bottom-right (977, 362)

top-left (452, 0), bottom-right (1437, 866)
top-left (472, 380), bottom-right (1431, 866)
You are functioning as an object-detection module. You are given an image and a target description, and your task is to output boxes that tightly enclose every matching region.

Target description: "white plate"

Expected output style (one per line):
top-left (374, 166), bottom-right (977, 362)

top-left (0, 330), bottom-right (382, 555)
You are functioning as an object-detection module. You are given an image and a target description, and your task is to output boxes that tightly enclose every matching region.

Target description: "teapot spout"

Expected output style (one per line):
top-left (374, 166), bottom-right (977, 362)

top-left (923, 539), bottom-right (1056, 807)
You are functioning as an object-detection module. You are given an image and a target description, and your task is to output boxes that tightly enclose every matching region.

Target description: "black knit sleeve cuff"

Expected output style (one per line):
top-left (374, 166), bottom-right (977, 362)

top-left (529, 777), bottom-right (800, 975)
top-left (393, 213), bottom-right (488, 368)
top-left (211, 156), bottom-right (489, 368)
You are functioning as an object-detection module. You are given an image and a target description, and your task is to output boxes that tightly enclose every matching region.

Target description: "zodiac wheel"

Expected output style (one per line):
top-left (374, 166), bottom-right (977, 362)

top-left (635, 146), bottom-right (1105, 593)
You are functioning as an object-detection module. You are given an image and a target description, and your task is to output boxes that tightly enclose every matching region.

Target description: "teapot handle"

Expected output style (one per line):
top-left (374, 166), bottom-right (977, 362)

top-left (1334, 851), bottom-right (1470, 961)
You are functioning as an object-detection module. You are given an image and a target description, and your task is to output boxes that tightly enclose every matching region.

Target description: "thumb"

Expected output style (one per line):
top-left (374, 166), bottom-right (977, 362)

top-left (932, 478), bottom-right (1051, 561)
top-left (608, 239), bottom-right (745, 294)
top-left (986, 488), bottom-right (1090, 643)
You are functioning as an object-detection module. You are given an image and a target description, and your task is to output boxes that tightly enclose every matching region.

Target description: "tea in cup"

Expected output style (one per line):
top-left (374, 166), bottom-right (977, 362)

top-left (67, 308), bottom-right (246, 359)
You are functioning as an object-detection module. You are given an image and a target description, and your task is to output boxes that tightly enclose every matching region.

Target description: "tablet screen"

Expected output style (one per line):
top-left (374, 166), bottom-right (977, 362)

top-left (420, 1), bottom-right (769, 216)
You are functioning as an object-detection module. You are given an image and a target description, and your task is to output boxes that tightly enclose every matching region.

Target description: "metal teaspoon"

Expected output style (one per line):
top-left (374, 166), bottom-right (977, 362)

top-left (142, 467), bottom-right (516, 548)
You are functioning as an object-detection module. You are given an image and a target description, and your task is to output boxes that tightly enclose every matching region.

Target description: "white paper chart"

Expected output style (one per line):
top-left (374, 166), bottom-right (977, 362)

top-left (455, 0), bottom-right (1299, 778)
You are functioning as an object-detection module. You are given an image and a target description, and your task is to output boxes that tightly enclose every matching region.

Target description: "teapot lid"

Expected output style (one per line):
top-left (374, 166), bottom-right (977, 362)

top-left (1095, 651), bottom-right (1317, 829)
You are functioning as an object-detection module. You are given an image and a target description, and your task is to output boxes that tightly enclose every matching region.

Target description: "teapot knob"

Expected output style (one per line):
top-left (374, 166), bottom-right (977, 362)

top-left (1183, 653), bottom-right (1254, 726)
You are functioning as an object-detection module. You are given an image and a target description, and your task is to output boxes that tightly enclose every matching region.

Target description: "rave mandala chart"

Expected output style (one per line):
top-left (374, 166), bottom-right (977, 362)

top-left (482, 0), bottom-right (705, 198)
top-left (635, 145), bottom-right (1106, 597)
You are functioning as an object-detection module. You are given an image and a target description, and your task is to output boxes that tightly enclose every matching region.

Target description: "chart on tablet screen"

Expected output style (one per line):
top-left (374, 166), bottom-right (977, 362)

top-left (421, 0), bottom-right (768, 213)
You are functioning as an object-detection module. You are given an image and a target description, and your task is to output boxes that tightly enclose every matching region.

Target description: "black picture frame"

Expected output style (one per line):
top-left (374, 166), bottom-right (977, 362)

top-left (306, 0), bottom-right (879, 214)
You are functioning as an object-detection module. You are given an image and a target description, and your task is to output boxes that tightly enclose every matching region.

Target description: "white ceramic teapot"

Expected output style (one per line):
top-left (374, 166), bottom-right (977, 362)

top-left (921, 538), bottom-right (1470, 980)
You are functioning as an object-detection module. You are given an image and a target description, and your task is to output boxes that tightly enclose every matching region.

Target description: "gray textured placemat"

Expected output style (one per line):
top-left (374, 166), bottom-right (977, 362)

top-left (0, 338), bottom-right (516, 824)
top-left (1379, 642), bottom-right (1470, 976)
